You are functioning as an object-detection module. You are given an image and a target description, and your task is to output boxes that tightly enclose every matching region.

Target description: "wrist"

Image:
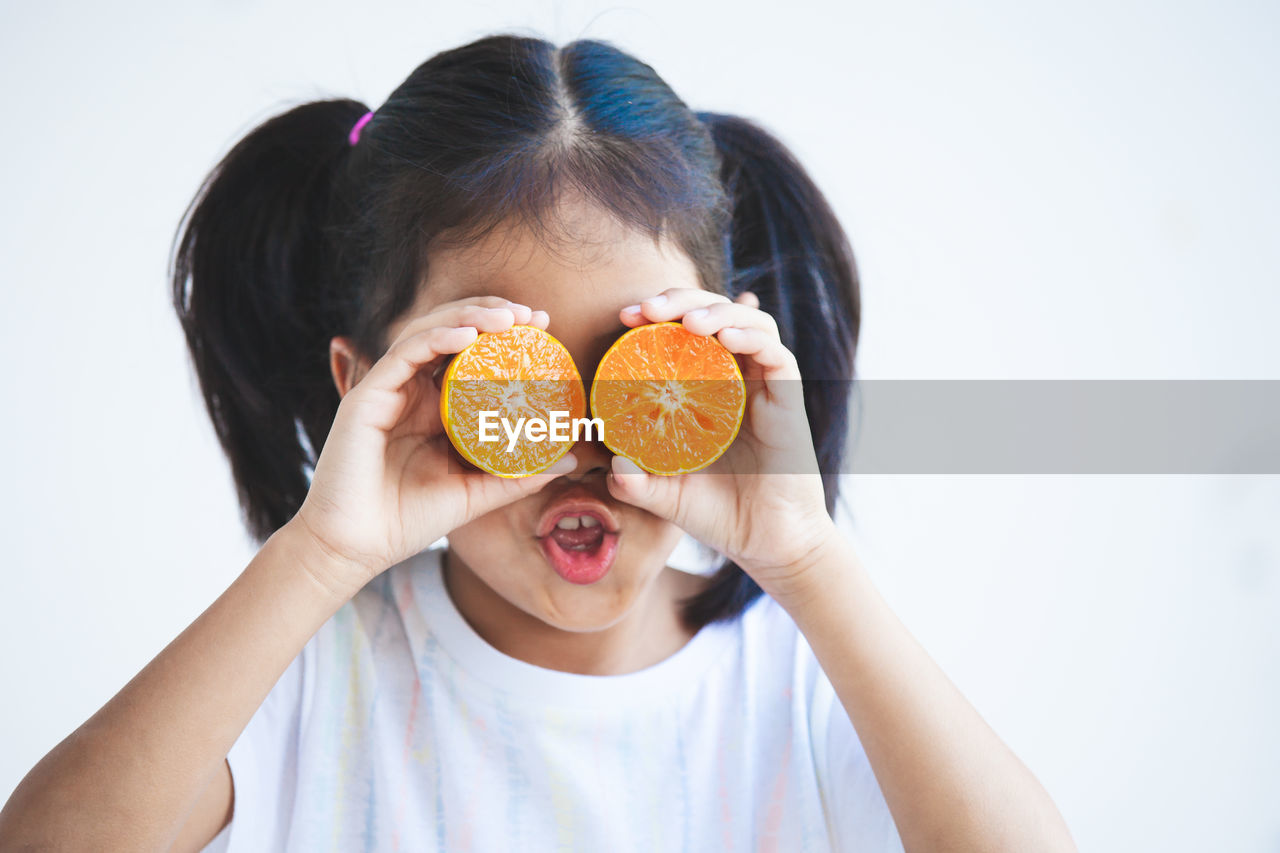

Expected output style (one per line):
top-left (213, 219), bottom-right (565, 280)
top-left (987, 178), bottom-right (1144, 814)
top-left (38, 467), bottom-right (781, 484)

top-left (271, 517), bottom-right (376, 605)
top-left (752, 521), bottom-right (849, 611)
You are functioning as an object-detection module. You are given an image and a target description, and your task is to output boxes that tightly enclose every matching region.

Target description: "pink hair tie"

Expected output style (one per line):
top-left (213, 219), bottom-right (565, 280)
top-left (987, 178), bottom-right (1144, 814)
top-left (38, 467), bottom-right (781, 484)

top-left (348, 110), bottom-right (374, 146)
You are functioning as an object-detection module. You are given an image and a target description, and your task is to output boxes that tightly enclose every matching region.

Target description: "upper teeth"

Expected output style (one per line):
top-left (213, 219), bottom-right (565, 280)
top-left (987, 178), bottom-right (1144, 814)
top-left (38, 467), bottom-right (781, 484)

top-left (556, 515), bottom-right (601, 530)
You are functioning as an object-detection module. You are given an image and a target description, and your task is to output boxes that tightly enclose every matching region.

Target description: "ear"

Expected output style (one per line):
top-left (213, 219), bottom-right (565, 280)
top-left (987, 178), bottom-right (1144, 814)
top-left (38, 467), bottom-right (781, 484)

top-left (329, 336), bottom-right (372, 398)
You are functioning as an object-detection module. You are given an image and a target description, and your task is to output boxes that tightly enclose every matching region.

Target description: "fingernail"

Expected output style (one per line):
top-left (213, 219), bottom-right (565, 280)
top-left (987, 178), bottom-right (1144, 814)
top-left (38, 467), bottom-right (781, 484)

top-left (611, 455), bottom-right (645, 476)
top-left (547, 453), bottom-right (577, 475)
top-left (620, 304), bottom-right (641, 315)
top-left (642, 294), bottom-right (668, 307)
top-left (685, 308), bottom-right (709, 320)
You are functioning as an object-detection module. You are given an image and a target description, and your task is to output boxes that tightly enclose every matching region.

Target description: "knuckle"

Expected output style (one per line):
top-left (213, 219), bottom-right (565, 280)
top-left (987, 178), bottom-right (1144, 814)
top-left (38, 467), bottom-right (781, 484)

top-left (469, 305), bottom-right (513, 324)
top-left (386, 334), bottom-right (417, 358)
top-left (457, 295), bottom-right (504, 307)
top-left (394, 313), bottom-right (444, 344)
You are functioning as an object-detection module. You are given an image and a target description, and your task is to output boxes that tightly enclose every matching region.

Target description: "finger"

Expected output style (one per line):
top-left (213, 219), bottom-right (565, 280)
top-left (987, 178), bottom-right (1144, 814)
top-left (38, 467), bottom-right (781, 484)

top-left (605, 455), bottom-right (683, 520)
top-left (422, 309), bottom-right (548, 388)
top-left (619, 288), bottom-right (732, 325)
top-left (386, 295), bottom-right (532, 345)
top-left (715, 326), bottom-right (801, 381)
top-left (358, 325), bottom-right (479, 398)
top-left (390, 303), bottom-right (528, 350)
top-left (439, 295), bottom-right (534, 315)
top-left (746, 391), bottom-right (813, 454)
top-left (411, 295), bottom-right (534, 331)
top-left (619, 303), bottom-right (644, 326)
top-left (439, 295), bottom-right (524, 309)
top-left (459, 453), bottom-right (580, 516)
top-left (680, 301), bottom-right (779, 339)
top-left (432, 304), bottom-right (528, 332)
top-left (733, 290), bottom-right (760, 309)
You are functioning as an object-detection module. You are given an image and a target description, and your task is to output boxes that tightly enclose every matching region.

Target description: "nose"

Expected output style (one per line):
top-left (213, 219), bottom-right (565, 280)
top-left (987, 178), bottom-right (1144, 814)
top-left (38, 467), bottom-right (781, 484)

top-left (562, 434), bottom-right (612, 481)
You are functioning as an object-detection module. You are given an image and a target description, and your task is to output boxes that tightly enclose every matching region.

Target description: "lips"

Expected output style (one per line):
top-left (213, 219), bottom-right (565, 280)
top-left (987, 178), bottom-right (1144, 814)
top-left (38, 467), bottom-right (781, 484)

top-left (535, 489), bottom-right (621, 585)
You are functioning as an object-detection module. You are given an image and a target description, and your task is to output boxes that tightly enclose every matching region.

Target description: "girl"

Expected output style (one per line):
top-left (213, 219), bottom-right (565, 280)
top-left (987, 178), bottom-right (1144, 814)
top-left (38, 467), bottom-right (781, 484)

top-left (0, 34), bottom-right (1075, 852)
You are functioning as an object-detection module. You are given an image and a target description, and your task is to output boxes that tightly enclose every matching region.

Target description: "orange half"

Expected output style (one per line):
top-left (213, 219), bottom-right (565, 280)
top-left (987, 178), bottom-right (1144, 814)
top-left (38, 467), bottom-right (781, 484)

top-left (590, 322), bottom-right (745, 475)
top-left (440, 325), bottom-right (586, 478)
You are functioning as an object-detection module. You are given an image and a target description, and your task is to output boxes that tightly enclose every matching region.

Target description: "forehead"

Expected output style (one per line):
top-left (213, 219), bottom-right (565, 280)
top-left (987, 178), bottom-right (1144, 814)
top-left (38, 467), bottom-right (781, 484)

top-left (415, 193), bottom-right (701, 313)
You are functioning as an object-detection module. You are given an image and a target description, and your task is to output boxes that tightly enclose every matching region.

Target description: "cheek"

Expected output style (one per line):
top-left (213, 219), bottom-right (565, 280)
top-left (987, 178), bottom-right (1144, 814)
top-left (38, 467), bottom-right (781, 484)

top-left (618, 513), bottom-right (685, 563)
top-left (447, 508), bottom-right (527, 561)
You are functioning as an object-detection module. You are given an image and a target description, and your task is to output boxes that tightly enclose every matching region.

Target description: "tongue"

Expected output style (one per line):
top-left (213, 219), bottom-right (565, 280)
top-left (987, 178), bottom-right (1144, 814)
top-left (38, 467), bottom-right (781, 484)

top-left (549, 526), bottom-right (605, 551)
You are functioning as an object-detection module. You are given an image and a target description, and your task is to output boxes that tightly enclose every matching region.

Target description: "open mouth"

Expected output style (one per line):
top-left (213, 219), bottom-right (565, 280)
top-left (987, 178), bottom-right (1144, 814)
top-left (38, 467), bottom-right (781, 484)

top-left (535, 499), bottom-right (621, 585)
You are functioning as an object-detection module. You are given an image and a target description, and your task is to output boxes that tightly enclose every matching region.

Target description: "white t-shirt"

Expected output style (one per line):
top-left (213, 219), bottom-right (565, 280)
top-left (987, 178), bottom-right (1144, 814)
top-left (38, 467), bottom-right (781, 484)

top-left (201, 544), bottom-right (903, 852)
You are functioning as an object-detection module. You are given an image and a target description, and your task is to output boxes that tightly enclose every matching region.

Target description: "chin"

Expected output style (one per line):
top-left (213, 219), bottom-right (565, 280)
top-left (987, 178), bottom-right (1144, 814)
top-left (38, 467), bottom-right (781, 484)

top-left (525, 575), bottom-right (646, 633)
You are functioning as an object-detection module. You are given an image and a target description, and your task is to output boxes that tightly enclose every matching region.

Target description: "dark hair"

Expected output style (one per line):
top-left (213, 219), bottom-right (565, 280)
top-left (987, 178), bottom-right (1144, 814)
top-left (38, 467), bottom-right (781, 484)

top-left (171, 33), bottom-right (860, 631)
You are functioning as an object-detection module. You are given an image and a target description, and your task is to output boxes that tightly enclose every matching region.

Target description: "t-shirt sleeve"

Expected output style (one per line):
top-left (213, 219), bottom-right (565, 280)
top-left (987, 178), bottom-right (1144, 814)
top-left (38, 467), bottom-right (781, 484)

top-left (199, 641), bottom-right (309, 853)
top-left (811, 670), bottom-right (905, 852)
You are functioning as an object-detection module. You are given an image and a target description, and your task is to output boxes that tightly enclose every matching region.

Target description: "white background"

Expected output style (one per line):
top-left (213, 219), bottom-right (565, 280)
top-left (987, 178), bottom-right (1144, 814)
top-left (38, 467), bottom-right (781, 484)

top-left (2, 1), bottom-right (1278, 850)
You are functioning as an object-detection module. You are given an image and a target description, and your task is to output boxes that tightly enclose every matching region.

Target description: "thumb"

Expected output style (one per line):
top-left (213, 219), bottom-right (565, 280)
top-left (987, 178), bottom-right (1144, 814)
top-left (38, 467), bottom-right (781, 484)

top-left (606, 455), bottom-right (683, 520)
top-left (458, 452), bottom-right (580, 519)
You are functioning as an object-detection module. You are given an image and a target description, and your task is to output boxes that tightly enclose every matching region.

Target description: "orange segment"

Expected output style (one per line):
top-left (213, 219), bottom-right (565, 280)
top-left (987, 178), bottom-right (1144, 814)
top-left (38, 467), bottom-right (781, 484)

top-left (440, 325), bottom-right (586, 478)
top-left (590, 321), bottom-right (745, 475)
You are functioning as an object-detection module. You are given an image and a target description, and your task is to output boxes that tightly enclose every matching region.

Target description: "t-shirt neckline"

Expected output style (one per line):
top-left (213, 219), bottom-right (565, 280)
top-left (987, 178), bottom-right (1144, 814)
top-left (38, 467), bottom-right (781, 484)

top-left (405, 547), bottom-right (739, 709)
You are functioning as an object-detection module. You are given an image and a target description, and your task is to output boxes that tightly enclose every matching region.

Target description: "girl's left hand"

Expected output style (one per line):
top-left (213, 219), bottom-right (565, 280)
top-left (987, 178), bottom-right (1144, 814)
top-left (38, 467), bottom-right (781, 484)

top-left (605, 287), bottom-right (838, 600)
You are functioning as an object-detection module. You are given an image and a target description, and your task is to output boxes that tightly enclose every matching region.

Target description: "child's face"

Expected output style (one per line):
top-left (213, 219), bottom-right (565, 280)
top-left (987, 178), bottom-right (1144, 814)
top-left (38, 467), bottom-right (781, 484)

top-left (387, 191), bottom-right (704, 633)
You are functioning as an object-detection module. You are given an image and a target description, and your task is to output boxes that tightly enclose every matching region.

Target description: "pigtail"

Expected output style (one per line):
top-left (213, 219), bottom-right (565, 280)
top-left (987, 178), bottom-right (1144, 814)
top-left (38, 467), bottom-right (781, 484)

top-left (170, 99), bottom-right (371, 544)
top-left (682, 113), bottom-right (861, 627)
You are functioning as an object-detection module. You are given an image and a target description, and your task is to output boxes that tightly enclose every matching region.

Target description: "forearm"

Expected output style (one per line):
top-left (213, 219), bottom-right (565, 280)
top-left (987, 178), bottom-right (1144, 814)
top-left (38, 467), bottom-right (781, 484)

top-left (775, 532), bottom-right (1076, 853)
top-left (0, 520), bottom-right (352, 851)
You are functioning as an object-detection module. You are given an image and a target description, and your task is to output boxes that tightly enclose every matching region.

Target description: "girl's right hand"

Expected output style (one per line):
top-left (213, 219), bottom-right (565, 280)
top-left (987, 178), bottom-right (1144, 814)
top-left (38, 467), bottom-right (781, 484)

top-left (288, 297), bottom-right (576, 599)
